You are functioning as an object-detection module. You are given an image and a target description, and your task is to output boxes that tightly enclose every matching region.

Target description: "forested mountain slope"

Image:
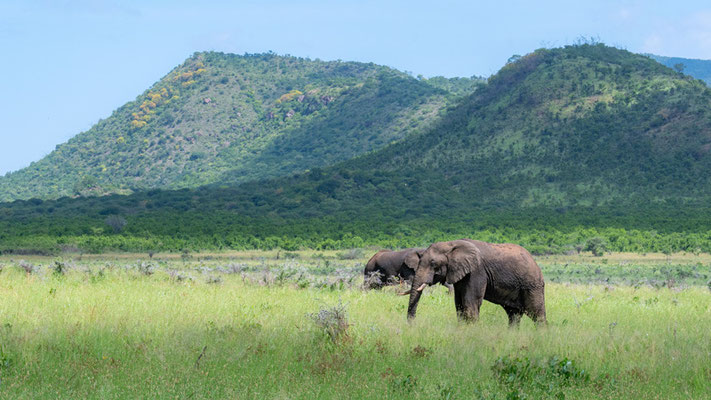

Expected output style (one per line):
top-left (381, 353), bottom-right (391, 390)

top-left (252, 43), bottom-right (711, 213)
top-left (3, 44), bottom-right (711, 254)
top-left (0, 52), bottom-right (479, 201)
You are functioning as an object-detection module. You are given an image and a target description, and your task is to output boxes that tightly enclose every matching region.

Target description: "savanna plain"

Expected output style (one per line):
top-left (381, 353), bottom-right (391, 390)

top-left (0, 250), bottom-right (710, 399)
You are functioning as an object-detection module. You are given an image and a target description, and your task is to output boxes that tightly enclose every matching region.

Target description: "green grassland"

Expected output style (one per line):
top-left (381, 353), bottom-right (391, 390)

top-left (1, 251), bottom-right (710, 399)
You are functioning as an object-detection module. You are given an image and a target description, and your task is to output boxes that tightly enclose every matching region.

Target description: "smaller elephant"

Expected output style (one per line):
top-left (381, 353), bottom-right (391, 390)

top-left (364, 248), bottom-right (452, 293)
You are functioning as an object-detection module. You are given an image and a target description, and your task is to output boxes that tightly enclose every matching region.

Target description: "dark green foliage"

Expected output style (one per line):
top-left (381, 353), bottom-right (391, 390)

top-left (355, 44), bottom-right (711, 208)
top-left (492, 355), bottom-right (589, 398)
top-left (52, 260), bottom-right (67, 276)
top-left (3, 45), bottom-right (711, 253)
top-left (0, 343), bottom-right (12, 370)
top-left (391, 374), bottom-right (418, 394)
top-left (2, 191), bottom-right (711, 254)
top-left (105, 215), bottom-right (127, 233)
top-left (584, 237), bottom-right (608, 257)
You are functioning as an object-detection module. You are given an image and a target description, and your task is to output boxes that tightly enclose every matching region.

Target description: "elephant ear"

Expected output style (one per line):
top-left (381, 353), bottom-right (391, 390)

top-left (446, 242), bottom-right (481, 284)
top-left (403, 250), bottom-right (420, 272)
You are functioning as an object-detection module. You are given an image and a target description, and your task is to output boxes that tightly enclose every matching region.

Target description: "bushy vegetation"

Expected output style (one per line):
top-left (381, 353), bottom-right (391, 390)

top-left (0, 252), bottom-right (709, 398)
top-left (0, 52), bottom-right (479, 202)
top-left (491, 355), bottom-right (590, 398)
top-left (3, 44), bottom-right (711, 256)
top-left (3, 187), bottom-right (711, 255)
top-left (357, 43), bottom-right (711, 208)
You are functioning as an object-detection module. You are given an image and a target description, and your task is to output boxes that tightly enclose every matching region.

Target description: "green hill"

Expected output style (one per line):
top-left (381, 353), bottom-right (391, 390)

top-left (0, 52), bottom-right (480, 202)
top-left (208, 44), bottom-right (711, 217)
top-left (3, 44), bottom-right (711, 255)
top-left (354, 44), bottom-right (711, 208)
top-left (648, 54), bottom-right (711, 86)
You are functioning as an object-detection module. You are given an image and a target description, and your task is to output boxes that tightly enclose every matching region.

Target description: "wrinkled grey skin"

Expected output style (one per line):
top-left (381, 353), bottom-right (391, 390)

top-left (406, 239), bottom-right (546, 326)
top-left (364, 248), bottom-right (452, 291)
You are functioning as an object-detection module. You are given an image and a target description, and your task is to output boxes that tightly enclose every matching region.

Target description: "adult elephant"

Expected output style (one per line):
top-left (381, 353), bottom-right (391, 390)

top-left (364, 249), bottom-right (453, 292)
top-left (402, 239), bottom-right (546, 326)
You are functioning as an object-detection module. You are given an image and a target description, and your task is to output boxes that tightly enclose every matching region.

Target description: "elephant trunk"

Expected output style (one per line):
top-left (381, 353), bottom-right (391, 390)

top-left (407, 289), bottom-right (422, 320)
top-left (407, 268), bottom-right (433, 320)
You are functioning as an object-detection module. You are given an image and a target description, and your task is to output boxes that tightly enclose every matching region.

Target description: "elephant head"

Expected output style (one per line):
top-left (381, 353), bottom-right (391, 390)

top-left (400, 249), bottom-right (424, 281)
top-left (364, 248), bottom-right (428, 289)
top-left (404, 240), bottom-right (480, 320)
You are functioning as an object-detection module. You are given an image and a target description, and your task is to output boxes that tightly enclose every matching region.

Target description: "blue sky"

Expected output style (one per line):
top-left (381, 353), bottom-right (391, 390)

top-left (1, 0), bottom-right (711, 175)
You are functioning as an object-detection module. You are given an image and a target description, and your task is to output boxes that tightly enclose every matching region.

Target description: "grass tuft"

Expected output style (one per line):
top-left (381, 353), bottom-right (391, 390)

top-left (309, 301), bottom-right (350, 344)
top-left (18, 260), bottom-right (35, 274)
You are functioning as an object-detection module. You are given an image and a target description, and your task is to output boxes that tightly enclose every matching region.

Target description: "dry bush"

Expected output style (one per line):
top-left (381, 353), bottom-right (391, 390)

top-left (309, 301), bottom-right (349, 344)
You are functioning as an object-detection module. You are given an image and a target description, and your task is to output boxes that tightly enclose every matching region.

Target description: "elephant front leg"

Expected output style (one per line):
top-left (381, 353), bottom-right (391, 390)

top-left (461, 297), bottom-right (482, 322)
top-left (455, 275), bottom-right (485, 323)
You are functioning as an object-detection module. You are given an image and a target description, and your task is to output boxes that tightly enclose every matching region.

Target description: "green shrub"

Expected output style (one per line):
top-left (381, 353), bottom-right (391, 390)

top-left (52, 260), bottom-right (68, 276)
top-left (584, 237), bottom-right (608, 256)
top-left (492, 355), bottom-right (590, 398)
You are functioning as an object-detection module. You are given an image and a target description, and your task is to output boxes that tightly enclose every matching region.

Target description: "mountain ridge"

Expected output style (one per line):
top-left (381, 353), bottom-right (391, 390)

top-left (323, 44), bottom-right (711, 208)
top-left (3, 44), bottom-right (711, 254)
top-left (0, 52), bottom-right (481, 202)
top-left (648, 54), bottom-right (711, 86)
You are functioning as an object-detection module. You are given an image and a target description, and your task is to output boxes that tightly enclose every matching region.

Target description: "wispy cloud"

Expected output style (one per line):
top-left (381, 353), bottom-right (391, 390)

top-left (688, 11), bottom-right (711, 56)
top-left (642, 34), bottom-right (663, 54)
top-left (617, 7), bottom-right (633, 20)
top-left (35, 0), bottom-right (142, 17)
top-left (641, 9), bottom-right (711, 59)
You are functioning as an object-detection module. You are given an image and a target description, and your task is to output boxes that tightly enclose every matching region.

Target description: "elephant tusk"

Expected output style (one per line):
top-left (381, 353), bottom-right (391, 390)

top-left (399, 283), bottom-right (426, 295)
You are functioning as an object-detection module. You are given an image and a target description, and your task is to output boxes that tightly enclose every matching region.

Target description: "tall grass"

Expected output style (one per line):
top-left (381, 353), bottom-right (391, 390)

top-left (0, 257), bottom-right (709, 399)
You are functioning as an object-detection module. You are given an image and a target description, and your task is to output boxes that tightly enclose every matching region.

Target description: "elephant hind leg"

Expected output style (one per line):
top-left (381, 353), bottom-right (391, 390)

top-left (523, 288), bottom-right (547, 326)
top-left (503, 306), bottom-right (523, 328)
